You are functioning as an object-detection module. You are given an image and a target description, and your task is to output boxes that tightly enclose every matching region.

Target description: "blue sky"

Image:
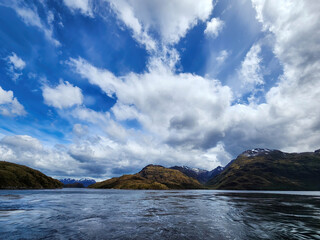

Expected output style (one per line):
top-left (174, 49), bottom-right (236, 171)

top-left (0, 0), bottom-right (319, 180)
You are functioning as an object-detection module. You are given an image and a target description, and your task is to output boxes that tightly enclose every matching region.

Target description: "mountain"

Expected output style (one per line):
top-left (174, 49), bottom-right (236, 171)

top-left (89, 165), bottom-right (203, 190)
top-left (0, 161), bottom-right (63, 189)
top-left (170, 166), bottom-right (224, 184)
top-left (207, 148), bottom-right (320, 190)
top-left (59, 178), bottom-right (96, 187)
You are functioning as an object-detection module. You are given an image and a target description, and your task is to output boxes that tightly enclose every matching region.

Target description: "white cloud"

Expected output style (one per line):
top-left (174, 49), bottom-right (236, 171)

top-left (0, 86), bottom-right (26, 116)
top-left (111, 103), bottom-right (140, 121)
top-left (67, 58), bottom-right (119, 97)
top-left (7, 53), bottom-right (26, 70)
top-left (107, 0), bottom-right (213, 47)
top-left (68, 134), bottom-right (230, 173)
top-left (42, 81), bottom-right (83, 109)
top-left (70, 57), bottom-right (231, 133)
top-left (6, 52), bottom-right (26, 81)
top-left (69, 57), bottom-right (233, 169)
top-left (225, 44), bottom-right (264, 100)
top-left (239, 44), bottom-right (263, 86)
top-left (204, 17), bottom-right (224, 38)
top-left (70, 106), bottom-right (110, 125)
top-left (63, 0), bottom-right (93, 17)
top-left (107, 0), bottom-right (156, 51)
top-left (1, 135), bottom-right (42, 151)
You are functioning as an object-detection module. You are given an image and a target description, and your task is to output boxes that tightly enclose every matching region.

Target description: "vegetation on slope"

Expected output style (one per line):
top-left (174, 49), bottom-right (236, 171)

top-left (0, 161), bottom-right (63, 189)
top-left (89, 165), bottom-right (203, 190)
top-left (207, 149), bottom-right (320, 190)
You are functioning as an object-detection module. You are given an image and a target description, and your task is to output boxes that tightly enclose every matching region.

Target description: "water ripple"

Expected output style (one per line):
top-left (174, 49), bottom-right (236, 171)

top-left (0, 189), bottom-right (320, 239)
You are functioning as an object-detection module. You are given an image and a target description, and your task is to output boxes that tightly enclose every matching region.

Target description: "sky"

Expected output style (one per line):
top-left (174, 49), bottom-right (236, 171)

top-left (0, 0), bottom-right (319, 180)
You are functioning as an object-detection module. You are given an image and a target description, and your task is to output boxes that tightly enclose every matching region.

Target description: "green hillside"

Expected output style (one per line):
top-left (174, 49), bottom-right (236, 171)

top-left (89, 165), bottom-right (203, 190)
top-left (207, 149), bottom-right (320, 190)
top-left (0, 161), bottom-right (63, 189)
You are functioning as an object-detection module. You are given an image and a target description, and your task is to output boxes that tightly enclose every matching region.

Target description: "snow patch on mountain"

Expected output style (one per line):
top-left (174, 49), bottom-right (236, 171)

top-left (241, 148), bottom-right (274, 157)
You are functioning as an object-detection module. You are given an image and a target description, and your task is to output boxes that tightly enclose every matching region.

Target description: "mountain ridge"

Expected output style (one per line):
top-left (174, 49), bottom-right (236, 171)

top-left (207, 148), bottom-right (320, 190)
top-left (89, 165), bottom-right (203, 190)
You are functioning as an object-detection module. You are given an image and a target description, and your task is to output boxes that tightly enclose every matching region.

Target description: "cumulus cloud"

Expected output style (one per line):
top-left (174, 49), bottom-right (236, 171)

top-left (0, 86), bottom-right (26, 116)
top-left (63, 0), bottom-right (93, 17)
top-left (68, 134), bottom-right (231, 173)
top-left (107, 0), bottom-right (213, 48)
top-left (42, 81), bottom-right (83, 109)
top-left (68, 57), bottom-right (233, 170)
top-left (204, 17), bottom-right (224, 38)
top-left (70, 57), bottom-right (231, 139)
top-left (65, 0), bottom-right (320, 174)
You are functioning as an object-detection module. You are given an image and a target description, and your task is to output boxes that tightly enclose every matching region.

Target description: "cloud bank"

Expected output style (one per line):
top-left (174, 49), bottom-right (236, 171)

top-left (1, 0), bottom-right (319, 180)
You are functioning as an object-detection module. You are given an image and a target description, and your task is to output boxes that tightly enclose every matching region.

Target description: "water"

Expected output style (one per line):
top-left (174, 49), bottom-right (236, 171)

top-left (0, 189), bottom-right (320, 239)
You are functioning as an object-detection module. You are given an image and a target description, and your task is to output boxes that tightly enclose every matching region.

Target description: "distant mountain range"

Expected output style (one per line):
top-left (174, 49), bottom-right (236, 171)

top-left (1, 148), bottom-right (320, 190)
top-left (59, 178), bottom-right (96, 188)
top-left (0, 161), bottom-right (62, 189)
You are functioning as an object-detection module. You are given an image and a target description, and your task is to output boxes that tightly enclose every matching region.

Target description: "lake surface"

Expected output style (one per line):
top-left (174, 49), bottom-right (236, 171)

top-left (0, 189), bottom-right (320, 239)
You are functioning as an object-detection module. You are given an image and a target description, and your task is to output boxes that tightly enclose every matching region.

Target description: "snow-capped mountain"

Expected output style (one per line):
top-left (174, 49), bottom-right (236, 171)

top-left (240, 148), bottom-right (274, 157)
top-left (59, 178), bottom-right (96, 187)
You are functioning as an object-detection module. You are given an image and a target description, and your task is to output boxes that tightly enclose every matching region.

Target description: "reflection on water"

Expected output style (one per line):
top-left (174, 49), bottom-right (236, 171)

top-left (0, 189), bottom-right (320, 239)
